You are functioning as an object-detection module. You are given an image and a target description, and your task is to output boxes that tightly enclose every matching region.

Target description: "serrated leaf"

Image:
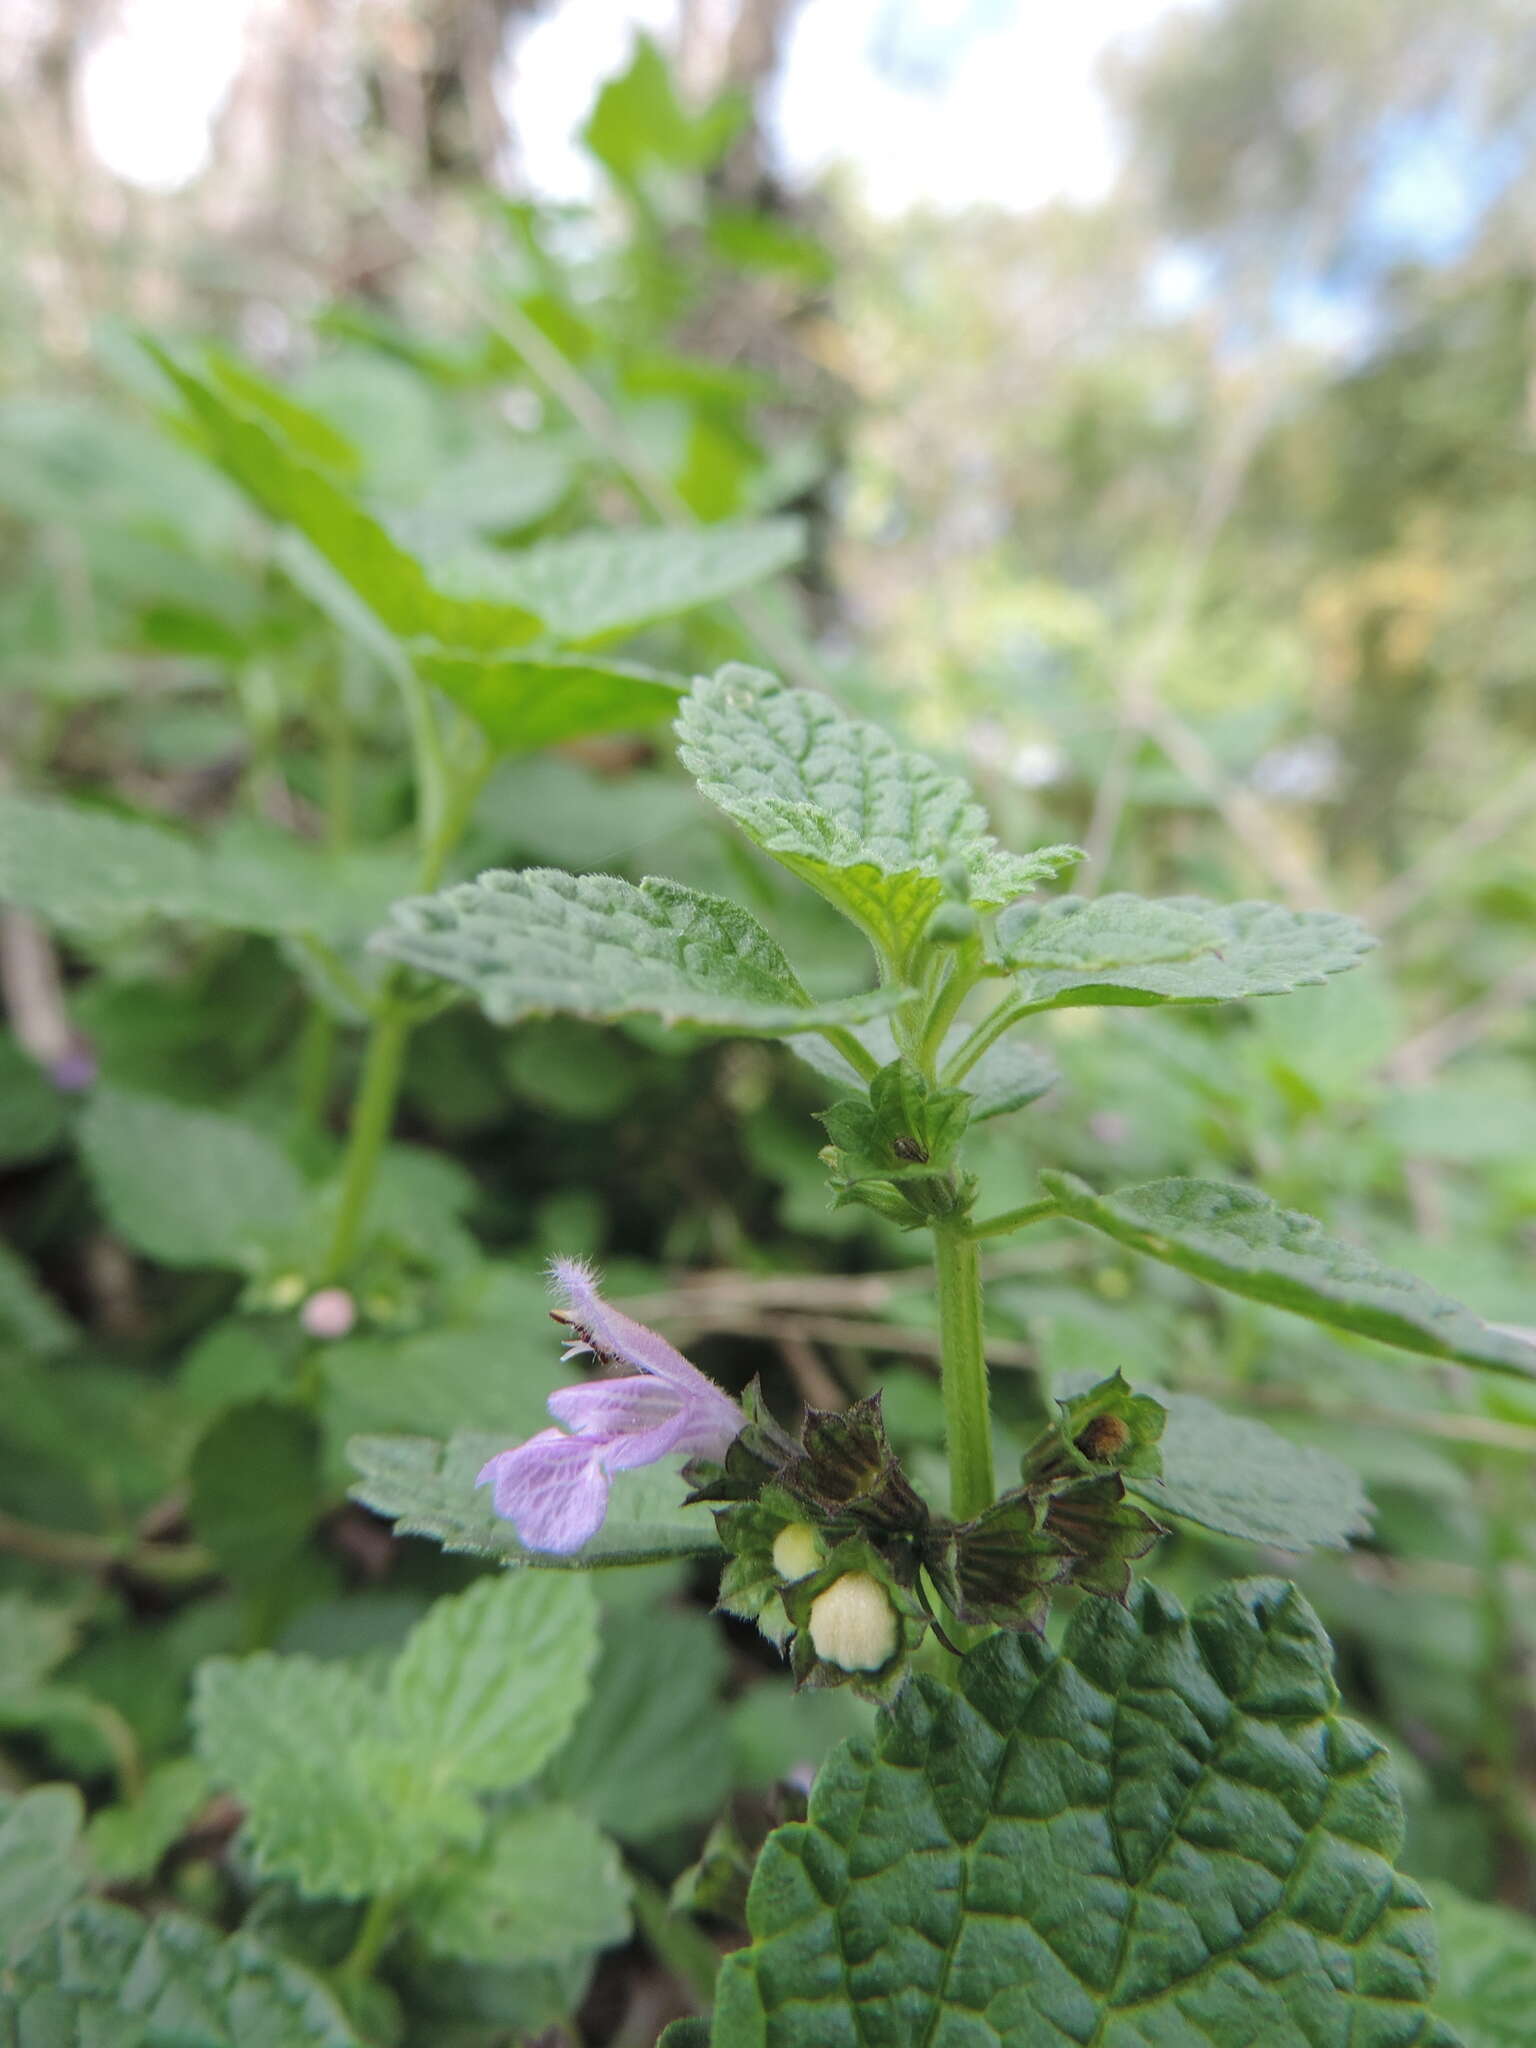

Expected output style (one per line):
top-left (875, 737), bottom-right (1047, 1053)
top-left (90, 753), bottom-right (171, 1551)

top-left (85, 1759), bottom-right (211, 1884)
top-left (388, 1572), bottom-right (596, 1794)
top-left (0, 1899), bottom-right (361, 2045)
top-left (416, 645), bottom-right (683, 754)
top-left (432, 519), bottom-right (803, 642)
top-left (79, 1089), bottom-right (308, 1273)
top-left (410, 1804), bottom-right (630, 1967)
top-left (1056, 1374), bottom-right (1371, 1552)
top-left (713, 1578), bottom-right (1456, 2047)
top-left (792, 1020), bottom-right (1057, 1120)
top-left (1424, 1883), bottom-right (1536, 2047)
top-left (374, 868), bottom-right (902, 1036)
top-left (998, 893), bottom-right (1374, 1009)
top-left (0, 795), bottom-right (408, 943)
top-left (348, 1430), bottom-right (722, 1566)
top-left (0, 1788), bottom-right (85, 1964)
top-left (193, 1655), bottom-right (477, 1898)
top-left (545, 1607), bottom-right (732, 1843)
top-left (1043, 1171), bottom-right (1536, 1380)
top-left (677, 666), bottom-right (1080, 967)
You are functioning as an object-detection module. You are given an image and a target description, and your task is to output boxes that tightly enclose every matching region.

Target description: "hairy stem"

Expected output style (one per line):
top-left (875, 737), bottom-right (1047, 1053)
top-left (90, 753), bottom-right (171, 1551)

top-left (817, 1024), bottom-right (881, 1082)
top-left (933, 1222), bottom-right (994, 1522)
top-left (321, 995), bottom-right (409, 1282)
top-left (339, 1892), bottom-right (396, 1985)
top-left (968, 1198), bottom-right (1061, 1241)
top-left (941, 993), bottom-right (1029, 1085)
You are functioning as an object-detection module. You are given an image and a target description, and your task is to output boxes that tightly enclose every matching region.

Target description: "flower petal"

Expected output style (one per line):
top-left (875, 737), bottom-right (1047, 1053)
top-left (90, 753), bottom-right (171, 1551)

top-left (477, 1431), bottom-right (611, 1554)
top-left (547, 1376), bottom-right (683, 1439)
top-left (548, 1257), bottom-right (746, 1445)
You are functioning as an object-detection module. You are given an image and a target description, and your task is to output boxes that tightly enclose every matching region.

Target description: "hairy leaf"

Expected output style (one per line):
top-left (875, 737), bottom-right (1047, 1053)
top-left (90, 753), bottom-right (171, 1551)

top-left (375, 868), bottom-right (902, 1035)
top-left (348, 1430), bottom-right (722, 1567)
top-left (79, 1089), bottom-right (308, 1273)
top-left (713, 1579), bottom-right (1455, 2046)
top-left (1042, 1172), bottom-right (1536, 1379)
top-left (0, 1899), bottom-right (360, 2045)
top-left (433, 519), bottom-right (803, 642)
top-left (1425, 1883), bottom-right (1536, 2047)
top-left (0, 796), bottom-right (409, 943)
top-left (998, 894), bottom-right (1374, 1010)
top-left (410, 1804), bottom-right (630, 1966)
top-left (676, 667), bottom-right (1079, 967)
top-left (416, 646), bottom-right (683, 753)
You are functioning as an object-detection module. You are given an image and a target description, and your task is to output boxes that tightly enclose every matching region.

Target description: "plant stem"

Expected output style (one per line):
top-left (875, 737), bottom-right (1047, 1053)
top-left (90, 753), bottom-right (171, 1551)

top-left (628, 1869), bottom-right (720, 2010)
top-left (941, 994), bottom-right (1029, 1085)
top-left (817, 1025), bottom-right (881, 1081)
top-left (933, 1222), bottom-right (994, 1522)
top-left (321, 995), bottom-right (410, 1281)
top-left (967, 1198), bottom-right (1061, 1241)
top-left (919, 942), bottom-right (981, 1070)
top-left (339, 1892), bottom-right (396, 1985)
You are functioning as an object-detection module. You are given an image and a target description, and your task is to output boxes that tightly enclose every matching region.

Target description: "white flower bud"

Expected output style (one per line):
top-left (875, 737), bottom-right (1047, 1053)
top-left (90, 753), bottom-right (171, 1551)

top-left (772, 1521), bottom-right (823, 1582)
top-left (807, 1571), bottom-right (898, 1673)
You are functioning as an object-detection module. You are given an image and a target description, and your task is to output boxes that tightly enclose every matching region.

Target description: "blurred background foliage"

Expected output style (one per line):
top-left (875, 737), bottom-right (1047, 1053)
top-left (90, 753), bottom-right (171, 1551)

top-left (1, 0), bottom-right (1535, 2040)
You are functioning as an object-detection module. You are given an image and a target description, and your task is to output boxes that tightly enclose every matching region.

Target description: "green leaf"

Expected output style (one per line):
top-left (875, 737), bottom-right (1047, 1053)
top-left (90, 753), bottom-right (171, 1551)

top-left (410, 1804), bottom-right (630, 1967)
top-left (0, 1788), bottom-right (85, 1964)
top-left (0, 1899), bottom-right (361, 2045)
top-left (676, 666), bottom-right (1080, 968)
top-left (659, 2023), bottom-right (712, 2048)
top-left (79, 1089), bottom-right (308, 1273)
top-left (374, 869), bottom-right (903, 1036)
top-left (433, 519), bottom-right (803, 642)
top-left (348, 1430), bottom-right (722, 1567)
top-left (388, 1572), bottom-right (597, 1795)
top-left (793, 1020), bottom-right (1057, 1120)
top-left (0, 1596), bottom-right (77, 1698)
top-left (0, 1032), bottom-right (64, 1166)
top-left (0, 1239), bottom-right (75, 1355)
top-left (0, 795), bottom-right (408, 942)
top-left (1042, 1171), bottom-right (1536, 1380)
top-left (416, 645), bottom-right (683, 754)
top-left (997, 893), bottom-right (1374, 1009)
top-left (192, 1654), bottom-right (477, 1898)
top-left (545, 1607), bottom-right (732, 1844)
top-left (713, 1579), bottom-right (1456, 2047)
top-left (1424, 1883), bottom-right (1536, 2047)
top-left (188, 1402), bottom-right (321, 1587)
top-left (85, 1759), bottom-right (211, 1884)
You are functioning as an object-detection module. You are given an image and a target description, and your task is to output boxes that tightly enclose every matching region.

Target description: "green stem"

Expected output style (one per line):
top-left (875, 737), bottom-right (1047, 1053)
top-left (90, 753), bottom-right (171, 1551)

top-left (339, 1892), bottom-right (396, 1985)
top-left (628, 1869), bottom-right (720, 2009)
top-left (294, 1003), bottom-right (337, 1135)
top-left (321, 996), bottom-right (410, 1281)
top-left (933, 1222), bottom-right (994, 1522)
top-left (941, 993), bottom-right (1028, 1085)
top-left (817, 1025), bottom-right (881, 1082)
top-left (919, 941), bottom-right (982, 1069)
top-left (967, 1198), bottom-right (1061, 1241)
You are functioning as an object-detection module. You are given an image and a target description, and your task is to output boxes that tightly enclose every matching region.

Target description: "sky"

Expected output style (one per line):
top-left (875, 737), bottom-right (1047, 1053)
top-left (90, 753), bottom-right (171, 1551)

top-left (77, 0), bottom-right (1188, 214)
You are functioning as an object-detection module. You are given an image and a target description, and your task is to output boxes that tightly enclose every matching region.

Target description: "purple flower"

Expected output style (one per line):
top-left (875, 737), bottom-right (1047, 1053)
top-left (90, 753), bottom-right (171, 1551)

top-left (477, 1258), bottom-right (746, 1555)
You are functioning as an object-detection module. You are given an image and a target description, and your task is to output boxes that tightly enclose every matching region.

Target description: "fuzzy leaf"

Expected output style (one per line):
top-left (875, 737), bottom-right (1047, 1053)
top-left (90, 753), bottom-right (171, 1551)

top-left (387, 1572), bottom-right (597, 1794)
top-left (348, 1430), bottom-right (722, 1566)
top-left (410, 1804), bottom-right (630, 1967)
top-left (416, 646), bottom-right (683, 753)
top-left (0, 1788), bottom-right (85, 1965)
top-left (433, 519), bottom-right (803, 642)
top-left (1042, 1172), bottom-right (1536, 1379)
top-left (998, 894), bottom-right (1374, 1010)
top-left (1425, 1883), bottom-right (1536, 2047)
top-left (374, 868), bottom-right (902, 1035)
top-left (677, 667), bottom-right (1079, 968)
top-left (0, 1899), bottom-right (361, 2045)
top-left (712, 1579), bottom-right (1456, 2047)
top-left (79, 1089), bottom-right (308, 1273)
top-left (0, 796), bottom-right (409, 943)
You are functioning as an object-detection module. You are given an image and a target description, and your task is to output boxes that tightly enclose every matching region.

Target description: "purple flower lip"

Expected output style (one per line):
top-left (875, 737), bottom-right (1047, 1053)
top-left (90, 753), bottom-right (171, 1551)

top-left (477, 1258), bottom-right (746, 1555)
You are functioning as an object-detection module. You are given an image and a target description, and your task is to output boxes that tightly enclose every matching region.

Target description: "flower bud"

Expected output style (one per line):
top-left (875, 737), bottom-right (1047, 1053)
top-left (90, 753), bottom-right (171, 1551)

top-left (807, 1571), bottom-right (898, 1672)
top-left (301, 1287), bottom-right (357, 1340)
top-left (924, 900), bottom-right (980, 947)
top-left (772, 1521), bottom-right (823, 1582)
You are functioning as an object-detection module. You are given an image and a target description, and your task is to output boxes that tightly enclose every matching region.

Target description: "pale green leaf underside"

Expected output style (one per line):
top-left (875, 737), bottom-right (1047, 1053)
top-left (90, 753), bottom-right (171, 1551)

top-left (0, 1900), bottom-right (360, 2046)
top-left (432, 518), bottom-right (804, 643)
top-left (791, 1019), bottom-right (1056, 1121)
top-left (1055, 1373), bottom-right (1371, 1551)
top-left (374, 868), bottom-right (903, 1035)
top-left (415, 646), bottom-right (683, 753)
top-left (1043, 1171), bottom-right (1536, 1380)
top-left (0, 1788), bottom-right (84, 1965)
top-left (676, 666), bottom-right (1079, 963)
top-left (713, 1579), bottom-right (1455, 2047)
top-left (998, 894), bottom-right (1375, 1009)
top-left (348, 1430), bottom-right (722, 1566)
top-left (79, 1089), bottom-right (308, 1273)
top-left (411, 1804), bottom-right (631, 1967)
top-left (0, 796), bottom-right (410, 944)
top-left (1424, 1883), bottom-right (1536, 2047)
